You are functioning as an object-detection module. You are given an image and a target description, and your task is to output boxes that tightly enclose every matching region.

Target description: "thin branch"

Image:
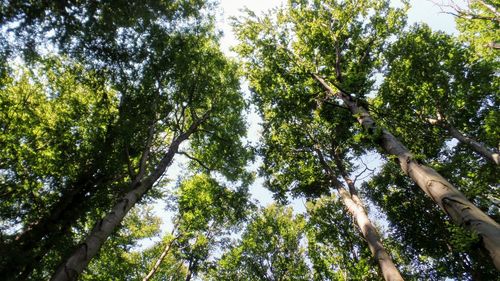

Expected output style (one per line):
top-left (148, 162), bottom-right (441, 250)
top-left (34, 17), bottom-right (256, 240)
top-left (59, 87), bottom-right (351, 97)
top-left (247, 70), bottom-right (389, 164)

top-left (352, 158), bottom-right (375, 186)
top-left (178, 151), bottom-right (212, 171)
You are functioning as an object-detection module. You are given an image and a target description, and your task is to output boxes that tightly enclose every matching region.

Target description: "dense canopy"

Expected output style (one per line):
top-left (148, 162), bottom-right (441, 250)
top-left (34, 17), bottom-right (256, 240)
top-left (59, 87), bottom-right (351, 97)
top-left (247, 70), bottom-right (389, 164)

top-left (0, 0), bottom-right (498, 280)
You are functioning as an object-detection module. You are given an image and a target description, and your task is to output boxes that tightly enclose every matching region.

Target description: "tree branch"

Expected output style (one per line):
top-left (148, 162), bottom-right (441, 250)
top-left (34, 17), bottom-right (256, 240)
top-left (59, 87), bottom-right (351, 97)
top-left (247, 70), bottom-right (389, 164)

top-left (178, 151), bottom-right (212, 171)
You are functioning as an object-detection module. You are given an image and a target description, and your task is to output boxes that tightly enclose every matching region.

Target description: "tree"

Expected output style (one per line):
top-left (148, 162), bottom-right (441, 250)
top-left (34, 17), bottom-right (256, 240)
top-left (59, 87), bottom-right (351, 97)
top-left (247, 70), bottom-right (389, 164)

top-left (143, 173), bottom-right (253, 281)
top-left (0, 0), bottom-right (214, 277)
top-left (248, 82), bottom-right (404, 279)
top-left (368, 23), bottom-right (499, 279)
top-left (431, 0), bottom-right (500, 60)
top-left (364, 160), bottom-right (498, 280)
top-left (208, 204), bottom-right (312, 281)
top-left (375, 24), bottom-right (499, 165)
top-left (1, 1), bottom-right (253, 279)
top-left (233, 0), bottom-right (500, 270)
top-left (0, 58), bottom-right (119, 279)
top-left (50, 37), bottom-right (250, 280)
top-left (307, 195), bottom-right (387, 280)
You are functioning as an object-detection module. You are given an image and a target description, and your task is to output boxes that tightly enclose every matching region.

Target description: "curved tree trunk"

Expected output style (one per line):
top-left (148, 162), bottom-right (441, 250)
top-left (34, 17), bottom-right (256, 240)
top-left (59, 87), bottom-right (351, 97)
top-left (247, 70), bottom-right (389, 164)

top-left (50, 114), bottom-right (208, 281)
top-left (312, 73), bottom-right (500, 270)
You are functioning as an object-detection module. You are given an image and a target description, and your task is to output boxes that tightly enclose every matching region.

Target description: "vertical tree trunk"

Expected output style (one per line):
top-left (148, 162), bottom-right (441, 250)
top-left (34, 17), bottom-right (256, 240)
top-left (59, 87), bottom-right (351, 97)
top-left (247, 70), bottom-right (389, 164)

top-left (336, 186), bottom-right (404, 281)
top-left (50, 115), bottom-right (208, 281)
top-left (315, 148), bottom-right (404, 281)
top-left (312, 73), bottom-right (500, 270)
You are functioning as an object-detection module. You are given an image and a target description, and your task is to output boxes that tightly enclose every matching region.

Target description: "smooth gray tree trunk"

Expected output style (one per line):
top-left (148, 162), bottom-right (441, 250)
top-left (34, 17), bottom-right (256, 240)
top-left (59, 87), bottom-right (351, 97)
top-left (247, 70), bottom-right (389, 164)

top-left (337, 186), bottom-right (404, 281)
top-left (315, 148), bottom-right (404, 281)
top-left (313, 73), bottom-right (500, 270)
top-left (51, 115), bottom-right (208, 281)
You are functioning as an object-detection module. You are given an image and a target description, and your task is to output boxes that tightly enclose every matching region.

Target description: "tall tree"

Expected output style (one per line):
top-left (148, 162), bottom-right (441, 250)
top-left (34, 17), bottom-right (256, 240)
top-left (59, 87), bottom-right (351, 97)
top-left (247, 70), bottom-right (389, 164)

top-left (0, 0), bottom-right (214, 277)
top-left (369, 22), bottom-right (499, 280)
top-left (207, 204), bottom-right (312, 281)
top-left (0, 58), bottom-right (120, 278)
top-left (364, 160), bottom-right (498, 280)
top-left (143, 173), bottom-right (253, 281)
top-left (1, 1), bottom-right (253, 279)
top-left (50, 37), bottom-right (250, 280)
top-left (233, 0), bottom-right (500, 269)
top-left (376, 24), bottom-right (499, 165)
top-left (248, 81), bottom-right (404, 280)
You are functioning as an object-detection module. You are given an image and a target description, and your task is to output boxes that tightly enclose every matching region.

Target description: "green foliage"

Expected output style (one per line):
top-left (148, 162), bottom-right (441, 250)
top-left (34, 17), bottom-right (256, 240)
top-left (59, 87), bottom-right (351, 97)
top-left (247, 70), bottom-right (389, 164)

top-left (453, 0), bottom-right (500, 61)
top-left (0, 0), bottom-right (254, 278)
top-left (207, 204), bottom-right (311, 280)
top-left (0, 0), bottom-right (213, 65)
top-left (0, 0), bottom-right (498, 279)
top-left (363, 161), bottom-right (498, 280)
top-left (77, 172), bottom-right (253, 281)
top-left (81, 205), bottom-right (162, 281)
top-left (0, 57), bottom-right (118, 231)
top-left (376, 24), bottom-right (498, 157)
top-left (369, 24), bottom-right (499, 279)
top-left (169, 173), bottom-right (254, 279)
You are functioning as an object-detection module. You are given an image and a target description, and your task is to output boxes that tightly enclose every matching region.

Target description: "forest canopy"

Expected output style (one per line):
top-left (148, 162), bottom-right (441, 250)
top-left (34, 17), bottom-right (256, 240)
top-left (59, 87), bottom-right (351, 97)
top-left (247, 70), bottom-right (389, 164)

top-left (0, 0), bottom-right (498, 280)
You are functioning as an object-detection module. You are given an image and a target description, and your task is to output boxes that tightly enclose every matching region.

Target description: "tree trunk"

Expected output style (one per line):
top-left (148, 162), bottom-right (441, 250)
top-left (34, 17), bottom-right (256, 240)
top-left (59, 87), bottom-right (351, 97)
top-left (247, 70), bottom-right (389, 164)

top-left (312, 73), bottom-right (500, 270)
top-left (0, 120), bottom-right (120, 280)
top-left (143, 229), bottom-right (180, 281)
top-left (336, 187), bottom-right (404, 281)
top-left (0, 168), bottom-right (118, 281)
top-left (50, 115), bottom-right (208, 281)
top-left (315, 148), bottom-right (404, 281)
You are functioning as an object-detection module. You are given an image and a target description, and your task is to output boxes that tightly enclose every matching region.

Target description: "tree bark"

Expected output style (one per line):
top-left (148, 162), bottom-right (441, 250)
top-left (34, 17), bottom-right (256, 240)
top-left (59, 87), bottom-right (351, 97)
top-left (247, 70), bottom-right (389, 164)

top-left (50, 114), bottom-right (208, 281)
top-left (337, 186), bottom-right (404, 281)
top-left (312, 73), bottom-right (500, 270)
top-left (0, 119), bottom-right (121, 280)
top-left (0, 165), bottom-right (118, 281)
top-left (315, 148), bottom-right (404, 281)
